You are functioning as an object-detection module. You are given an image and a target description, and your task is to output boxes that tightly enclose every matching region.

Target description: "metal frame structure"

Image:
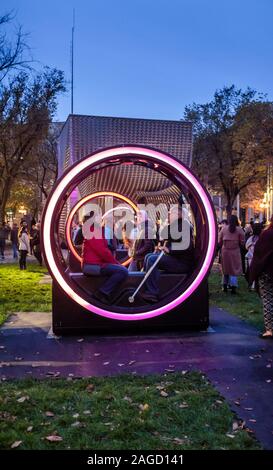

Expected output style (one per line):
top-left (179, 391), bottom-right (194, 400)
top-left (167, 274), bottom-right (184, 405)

top-left (41, 145), bottom-right (217, 334)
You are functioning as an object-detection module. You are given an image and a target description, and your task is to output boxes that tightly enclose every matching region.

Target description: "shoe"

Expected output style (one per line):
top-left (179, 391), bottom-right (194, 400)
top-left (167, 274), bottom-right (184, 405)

top-left (142, 292), bottom-right (159, 303)
top-left (231, 286), bottom-right (237, 295)
top-left (222, 284), bottom-right (228, 292)
top-left (92, 290), bottom-right (111, 305)
top-left (259, 332), bottom-right (273, 339)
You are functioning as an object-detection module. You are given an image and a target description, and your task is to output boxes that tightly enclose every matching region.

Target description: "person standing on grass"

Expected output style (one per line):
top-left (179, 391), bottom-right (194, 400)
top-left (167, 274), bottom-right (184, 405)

top-left (18, 226), bottom-right (30, 270)
top-left (32, 223), bottom-right (43, 266)
top-left (218, 215), bottom-right (245, 294)
top-left (250, 216), bottom-right (273, 339)
top-left (0, 223), bottom-right (6, 260)
top-left (10, 223), bottom-right (19, 259)
top-left (245, 222), bottom-right (262, 290)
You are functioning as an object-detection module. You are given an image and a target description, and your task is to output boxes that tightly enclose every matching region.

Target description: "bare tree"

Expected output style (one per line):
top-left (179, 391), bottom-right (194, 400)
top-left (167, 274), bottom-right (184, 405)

top-left (24, 123), bottom-right (62, 201)
top-left (0, 11), bottom-right (32, 82)
top-left (0, 69), bottom-right (65, 223)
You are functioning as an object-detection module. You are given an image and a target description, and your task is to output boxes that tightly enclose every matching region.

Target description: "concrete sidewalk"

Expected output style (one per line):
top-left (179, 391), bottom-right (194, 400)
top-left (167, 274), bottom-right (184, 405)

top-left (0, 307), bottom-right (273, 448)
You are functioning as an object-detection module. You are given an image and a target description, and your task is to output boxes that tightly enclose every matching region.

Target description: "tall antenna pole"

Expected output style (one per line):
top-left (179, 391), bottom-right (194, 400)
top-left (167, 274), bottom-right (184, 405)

top-left (71, 8), bottom-right (75, 114)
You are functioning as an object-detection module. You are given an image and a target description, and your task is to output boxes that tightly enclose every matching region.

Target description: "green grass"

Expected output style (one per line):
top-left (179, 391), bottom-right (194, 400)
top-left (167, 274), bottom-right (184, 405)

top-left (0, 262), bottom-right (264, 330)
top-left (0, 373), bottom-right (260, 450)
top-left (209, 269), bottom-right (263, 329)
top-left (0, 263), bottom-right (52, 326)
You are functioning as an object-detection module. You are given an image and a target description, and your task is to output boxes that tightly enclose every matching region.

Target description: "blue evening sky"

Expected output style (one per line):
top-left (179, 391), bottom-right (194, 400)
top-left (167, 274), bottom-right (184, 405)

top-left (1, 0), bottom-right (273, 122)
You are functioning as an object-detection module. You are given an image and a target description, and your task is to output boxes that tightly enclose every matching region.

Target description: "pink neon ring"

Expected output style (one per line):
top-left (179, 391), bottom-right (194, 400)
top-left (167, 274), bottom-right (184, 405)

top-left (65, 191), bottom-right (138, 266)
top-left (42, 146), bottom-right (216, 321)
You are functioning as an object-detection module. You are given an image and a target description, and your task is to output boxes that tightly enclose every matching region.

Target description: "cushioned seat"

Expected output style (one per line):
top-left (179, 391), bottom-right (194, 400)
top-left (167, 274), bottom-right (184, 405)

top-left (68, 271), bottom-right (188, 307)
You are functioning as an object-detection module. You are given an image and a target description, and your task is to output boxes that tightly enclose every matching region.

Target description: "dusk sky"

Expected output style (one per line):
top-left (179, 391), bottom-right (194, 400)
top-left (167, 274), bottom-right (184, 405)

top-left (2, 0), bottom-right (273, 122)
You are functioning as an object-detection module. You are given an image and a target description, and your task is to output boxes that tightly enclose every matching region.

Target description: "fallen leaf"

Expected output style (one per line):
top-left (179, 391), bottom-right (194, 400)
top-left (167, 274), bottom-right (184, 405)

top-left (173, 437), bottom-right (187, 445)
top-left (139, 403), bottom-right (149, 411)
top-left (94, 353), bottom-right (101, 357)
top-left (17, 396), bottom-right (29, 403)
top-left (226, 433), bottom-right (235, 439)
top-left (0, 411), bottom-right (16, 422)
top-left (0, 346), bottom-right (5, 349)
top-left (128, 360), bottom-right (136, 365)
top-left (123, 396), bottom-right (133, 403)
top-left (77, 338), bottom-right (84, 343)
top-left (234, 400), bottom-right (240, 406)
top-left (216, 400), bottom-right (223, 405)
top-left (46, 371), bottom-right (60, 377)
top-left (72, 413), bottom-right (79, 418)
top-left (160, 391), bottom-right (169, 398)
top-left (11, 440), bottom-right (22, 448)
top-left (165, 369), bottom-right (175, 373)
top-left (232, 421), bottom-right (239, 431)
top-left (45, 411), bottom-right (54, 417)
top-left (181, 370), bottom-right (188, 375)
top-left (179, 403), bottom-right (189, 409)
top-left (103, 362), bottom-right (110, 365)
top-left (244, 407), bottom-right (253, 411)
top-left (45, 435), bottom-right (63, 442)
top-left (118, 363), bottom-right (125, 367)
top-left (71, 421), bottom-right (81, 427)
top-left (83, 410), bottom-right (91, 415)
top-left (27, 426), bottom-right (33, 432)
top-left (266, 364), bottom-right (272, 368)
top-left (249, 419), bottom-right (257, 423)
top-left (266, 379), bottom-right (272, 383)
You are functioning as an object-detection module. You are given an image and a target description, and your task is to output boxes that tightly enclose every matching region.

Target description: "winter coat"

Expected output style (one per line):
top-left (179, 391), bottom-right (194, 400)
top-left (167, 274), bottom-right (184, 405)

top-left (132, 221), bottom-right (155, 268)
top-left (18, 232), bottom-right (30, 252)
top-left (218, 225), bottom-right (245, 276)
top-left (249, 225), bottom-right (273, 282)
top-left (82, 225), bottom-right (119, 267)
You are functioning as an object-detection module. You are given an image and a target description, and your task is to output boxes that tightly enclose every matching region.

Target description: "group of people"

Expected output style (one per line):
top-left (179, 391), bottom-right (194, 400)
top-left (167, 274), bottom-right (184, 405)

top-left (0, 220), bottom-right (42, 270)
top-left (80, 206), bottom-right (194, 305)
top-left (218, 215), bottom-right (273, 339)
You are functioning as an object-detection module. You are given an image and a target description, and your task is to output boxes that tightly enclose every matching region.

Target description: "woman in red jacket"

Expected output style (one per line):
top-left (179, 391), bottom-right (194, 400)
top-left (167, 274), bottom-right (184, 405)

top-left (82, 218), bottom-right (128, 304)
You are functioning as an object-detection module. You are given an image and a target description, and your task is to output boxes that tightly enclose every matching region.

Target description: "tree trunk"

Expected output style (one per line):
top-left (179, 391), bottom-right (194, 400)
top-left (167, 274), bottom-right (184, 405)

top-left (0, 177), bottom-right (12, 224)
top-left (226, 198), bottom-right (234, 221)
top-left (226, 195), bottom-right (236, 221)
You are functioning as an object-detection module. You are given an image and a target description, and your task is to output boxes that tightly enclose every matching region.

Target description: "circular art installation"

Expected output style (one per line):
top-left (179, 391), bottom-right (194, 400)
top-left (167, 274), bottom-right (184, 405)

top-left (41, 145), bottom-right (217, 322)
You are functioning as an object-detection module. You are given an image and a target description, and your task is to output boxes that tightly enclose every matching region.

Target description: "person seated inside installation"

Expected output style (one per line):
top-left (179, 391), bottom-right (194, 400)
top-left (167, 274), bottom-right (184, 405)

top-left (141, 205), bottom-right (194, 303)
top-left (128, 210), bottom-right (155, 271)
top-left (81, 215), bottom-right (128, 304)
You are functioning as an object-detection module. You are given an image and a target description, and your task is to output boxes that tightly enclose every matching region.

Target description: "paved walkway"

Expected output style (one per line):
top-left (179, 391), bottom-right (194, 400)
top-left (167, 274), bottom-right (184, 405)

top-left (0, 307), bottom-right (273, 449)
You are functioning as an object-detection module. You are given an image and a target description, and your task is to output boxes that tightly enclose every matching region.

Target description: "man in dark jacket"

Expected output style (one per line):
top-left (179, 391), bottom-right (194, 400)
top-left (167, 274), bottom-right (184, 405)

top-left (32, 223), bottom-right (43, 266)
top-left (142, 206), bottom-right (194, 303)
top-left (10, 223), bottom-right (19, 259)
top-left (0, 223), bottom-right (6, 260)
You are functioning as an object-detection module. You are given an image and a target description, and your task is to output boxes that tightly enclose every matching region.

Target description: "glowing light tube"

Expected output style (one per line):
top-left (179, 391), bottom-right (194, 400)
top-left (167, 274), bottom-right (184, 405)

top-left (42, 146), bottom-right (216, 321)
top-left (65, 191), bottom-right (138, 265)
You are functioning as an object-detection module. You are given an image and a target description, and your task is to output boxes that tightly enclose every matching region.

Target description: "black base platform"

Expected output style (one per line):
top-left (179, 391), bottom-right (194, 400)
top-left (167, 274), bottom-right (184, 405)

top-left (52, 279), bottom-right (209, 335)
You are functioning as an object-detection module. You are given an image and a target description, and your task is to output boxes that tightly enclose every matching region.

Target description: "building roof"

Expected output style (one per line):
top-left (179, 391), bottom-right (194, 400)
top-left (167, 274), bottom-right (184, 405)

top-left (58, 114), bottom-right (193, 173)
